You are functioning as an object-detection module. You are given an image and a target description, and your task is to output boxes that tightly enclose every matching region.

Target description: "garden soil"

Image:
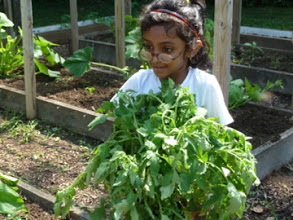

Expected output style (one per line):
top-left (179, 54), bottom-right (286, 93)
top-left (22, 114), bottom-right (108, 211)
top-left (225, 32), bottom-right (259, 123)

top-left (0, 44), bottom-right (292, 219)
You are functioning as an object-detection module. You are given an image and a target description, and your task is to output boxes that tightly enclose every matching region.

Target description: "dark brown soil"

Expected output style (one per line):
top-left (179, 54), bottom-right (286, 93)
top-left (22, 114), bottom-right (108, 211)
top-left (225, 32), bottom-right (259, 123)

top-left (232, 45), bottom-right (293, 72)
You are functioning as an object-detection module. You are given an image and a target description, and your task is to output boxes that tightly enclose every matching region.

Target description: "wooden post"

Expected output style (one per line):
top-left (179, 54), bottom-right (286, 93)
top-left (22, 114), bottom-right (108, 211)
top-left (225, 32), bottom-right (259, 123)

top-left (232, 0), bottom-right (242, 44)
top-left (70, 0), bottom-right (79, 52)
top-left (213, 0), bottom-right (233, 105)
top-left (21, 0), bottom-right (37, 119)
top-left (3, 0), bottom-right (14, 36)
top-left (115, 0), bottom-right (126, 68)
top-left (125, 0), bottom-right (132, 16)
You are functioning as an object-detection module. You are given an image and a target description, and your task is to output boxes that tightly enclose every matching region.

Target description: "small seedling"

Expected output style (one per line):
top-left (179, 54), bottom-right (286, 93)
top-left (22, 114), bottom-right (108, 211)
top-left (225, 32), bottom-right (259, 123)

top-left (243, 41), bottom-right (264, 60)
top-left (85, 87), bottom-right (96, 96)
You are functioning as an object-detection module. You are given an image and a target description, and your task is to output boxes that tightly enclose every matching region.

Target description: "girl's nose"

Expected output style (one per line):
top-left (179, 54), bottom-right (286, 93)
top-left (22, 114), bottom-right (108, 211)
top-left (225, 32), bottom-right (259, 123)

top-left (151, 51), bottom-right (161, 63)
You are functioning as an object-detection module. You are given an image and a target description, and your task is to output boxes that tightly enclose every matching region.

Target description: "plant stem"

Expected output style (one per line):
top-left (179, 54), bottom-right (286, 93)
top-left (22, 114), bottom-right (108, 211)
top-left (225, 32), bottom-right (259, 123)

top-left (91, 61), bottom-right (128, 75)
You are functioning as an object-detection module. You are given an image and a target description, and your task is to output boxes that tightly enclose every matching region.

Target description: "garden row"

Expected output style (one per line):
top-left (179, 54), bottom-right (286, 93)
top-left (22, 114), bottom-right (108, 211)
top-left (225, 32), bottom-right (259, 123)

top-left (1, 15), bottom-right (293, 219)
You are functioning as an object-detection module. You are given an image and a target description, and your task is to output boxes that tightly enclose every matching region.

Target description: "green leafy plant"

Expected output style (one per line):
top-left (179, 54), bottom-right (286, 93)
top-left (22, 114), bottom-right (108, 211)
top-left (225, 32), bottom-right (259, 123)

top-left (228, 77), bottom-right (283, 109)
top-left (54, 79), bottom-right (259, 220)
top-left (0, 173), bottom-right (27, 216)
top-left (33, 35), bottom-right (65, 77)
top-left (0, 12), bottom-right (64, 78)
top-left (0, 13), bottom-right (24, 77)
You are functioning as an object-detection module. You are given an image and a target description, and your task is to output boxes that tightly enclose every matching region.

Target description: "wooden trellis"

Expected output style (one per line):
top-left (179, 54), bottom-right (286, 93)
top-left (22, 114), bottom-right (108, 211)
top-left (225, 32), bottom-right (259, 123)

top-left (3, 0), bottom-right (241, 118)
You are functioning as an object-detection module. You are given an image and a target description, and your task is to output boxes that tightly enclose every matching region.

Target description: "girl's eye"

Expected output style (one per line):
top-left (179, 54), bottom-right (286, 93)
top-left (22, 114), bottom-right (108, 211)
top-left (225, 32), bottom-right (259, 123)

top-left (163, 47), bottom-right (173, 53)
top-left (143, 44), bottom-right (153, 50)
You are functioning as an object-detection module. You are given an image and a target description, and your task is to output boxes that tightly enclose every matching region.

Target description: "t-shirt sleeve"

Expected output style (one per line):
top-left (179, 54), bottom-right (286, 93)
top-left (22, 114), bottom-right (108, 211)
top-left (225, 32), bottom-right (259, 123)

top-left (204, 75), bottom-right (234, 125)
top-left (110, 70), bottom-right (142, 102)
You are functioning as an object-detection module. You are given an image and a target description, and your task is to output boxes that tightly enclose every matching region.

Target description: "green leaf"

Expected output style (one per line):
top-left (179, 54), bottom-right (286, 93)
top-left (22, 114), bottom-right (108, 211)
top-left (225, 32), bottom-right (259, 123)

top-left (34, 35), bottom-right (64, 65)
top-left (0, 174), bottom-right (18, 186)
top-left (227, 182), bottom-right (246, 214)
top-left (0, 180), bottom-right (27, 215)
top-left (145, 150), bottom-right (160, 176)
top-left (88, 114), bottom-right (109, 129)
top-left (89, 205), bottom-right (107, 220)
top-left (94, 162), bottom-right (109, 182)
top-left (160, 183), bottom-right (175, 200)
top-left (0, 12), bottom-right (14, 28)
top-left (34, 59), bottom-right (60, 77)
top-left (63, 46), bottom-right (93, 77)
top-left (229, 84), bottom-right (245, 107)
top-left (113, 200), bottom-right (130, 220)
top-left (160, 170), bottom-right (179, 199)
top-left (179, 172), bottom-right (195, 193)
top-left (161, 215), bottom-right (170, 220)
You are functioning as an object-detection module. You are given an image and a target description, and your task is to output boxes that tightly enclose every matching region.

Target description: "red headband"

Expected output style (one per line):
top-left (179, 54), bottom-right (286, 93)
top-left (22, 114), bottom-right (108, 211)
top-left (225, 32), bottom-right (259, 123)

top-left (153, 9), bottom-right (200, 40)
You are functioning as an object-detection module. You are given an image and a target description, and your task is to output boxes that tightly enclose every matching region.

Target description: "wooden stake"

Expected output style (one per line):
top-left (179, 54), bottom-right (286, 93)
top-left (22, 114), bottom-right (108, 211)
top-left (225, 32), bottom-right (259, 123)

top-left (213, 0), bottom-right (233, 105)
top-left (115, 0), bottom-right (126, 68)
top-left (231, 0), bottom-right (242, 44)
top-left (21, 0), bottom-right (36, 119)
top-left (70, 0), bottom-right (79, 52)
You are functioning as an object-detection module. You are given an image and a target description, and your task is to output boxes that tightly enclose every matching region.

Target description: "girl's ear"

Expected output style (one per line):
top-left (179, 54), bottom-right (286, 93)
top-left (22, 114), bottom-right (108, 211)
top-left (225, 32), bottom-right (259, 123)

top-left (186, 40), bottom-right (202, 58)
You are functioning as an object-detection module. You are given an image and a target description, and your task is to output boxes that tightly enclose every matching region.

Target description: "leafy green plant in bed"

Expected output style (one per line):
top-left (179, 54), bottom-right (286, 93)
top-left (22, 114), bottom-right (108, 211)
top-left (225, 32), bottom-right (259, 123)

top-left (0, 173), bottom-right (27, 217)
top-left (54, 79), bottom-right (259, 220)
top-left (0, 12), bottom-right (64, 78)
top-left (0, 13), bottom-right (24, 77)
top-left (228, 77), bottom-right (283, 109)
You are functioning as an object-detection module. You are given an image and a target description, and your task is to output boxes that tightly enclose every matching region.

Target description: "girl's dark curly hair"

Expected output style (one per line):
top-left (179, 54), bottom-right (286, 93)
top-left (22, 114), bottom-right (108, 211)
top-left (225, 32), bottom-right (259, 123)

top-left (140, 0), bottom-right (211, 70)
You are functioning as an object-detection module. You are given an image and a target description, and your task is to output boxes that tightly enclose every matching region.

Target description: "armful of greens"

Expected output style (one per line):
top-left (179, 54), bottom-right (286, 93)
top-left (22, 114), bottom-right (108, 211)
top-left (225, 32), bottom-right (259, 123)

top-left (54, 79), bottom-right (259, 220)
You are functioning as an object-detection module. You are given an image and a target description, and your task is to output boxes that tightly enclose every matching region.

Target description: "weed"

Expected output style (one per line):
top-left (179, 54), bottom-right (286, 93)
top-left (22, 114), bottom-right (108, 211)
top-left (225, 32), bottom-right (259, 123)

top-left (12, 120), bottom-right (39, 143)
top-left (56, 76), bottom-right (72, 87)
top-left (84, 87), bottom-right (96, 96)
top-left (243, 41), bottom-right (264, 61)
top-left (270, 57), bottom-right (281, 69)
top-left (0, 112), bottom-right (39, 143)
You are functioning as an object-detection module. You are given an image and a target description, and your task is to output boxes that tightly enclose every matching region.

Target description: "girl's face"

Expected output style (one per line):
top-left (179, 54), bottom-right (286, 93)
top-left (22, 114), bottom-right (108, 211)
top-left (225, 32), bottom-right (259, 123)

top-left (142, 25), bottom-right (191, 85)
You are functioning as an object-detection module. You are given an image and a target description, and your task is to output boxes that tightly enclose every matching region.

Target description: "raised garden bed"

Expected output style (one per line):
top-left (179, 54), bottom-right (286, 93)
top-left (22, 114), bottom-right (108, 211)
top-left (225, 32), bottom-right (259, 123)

top-left (0, 67), bottom-right (293, 180)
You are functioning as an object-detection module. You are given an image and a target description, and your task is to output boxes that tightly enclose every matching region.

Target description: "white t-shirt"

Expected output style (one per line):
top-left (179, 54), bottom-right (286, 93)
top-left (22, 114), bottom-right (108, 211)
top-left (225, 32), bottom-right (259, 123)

top-left (111, 68), bottom-right (234, 125)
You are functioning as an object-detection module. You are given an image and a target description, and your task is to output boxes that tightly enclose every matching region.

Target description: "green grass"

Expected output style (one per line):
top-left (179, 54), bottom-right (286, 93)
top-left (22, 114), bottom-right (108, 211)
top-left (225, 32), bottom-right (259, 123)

top-left (206, 6), bottom-right (293, 31)
top-left (241, 7), bottom-right (293, 30)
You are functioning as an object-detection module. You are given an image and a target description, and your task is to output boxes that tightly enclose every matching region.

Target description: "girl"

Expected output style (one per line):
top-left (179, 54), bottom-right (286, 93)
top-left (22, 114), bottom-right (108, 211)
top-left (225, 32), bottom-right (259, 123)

top-left (112, 0), bottom-right (233, 125)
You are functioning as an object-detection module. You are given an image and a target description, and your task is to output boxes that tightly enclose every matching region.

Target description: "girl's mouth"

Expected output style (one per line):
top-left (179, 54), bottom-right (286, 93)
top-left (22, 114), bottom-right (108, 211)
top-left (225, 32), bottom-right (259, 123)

top-left (152, 66), bottom-right (166, 72)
